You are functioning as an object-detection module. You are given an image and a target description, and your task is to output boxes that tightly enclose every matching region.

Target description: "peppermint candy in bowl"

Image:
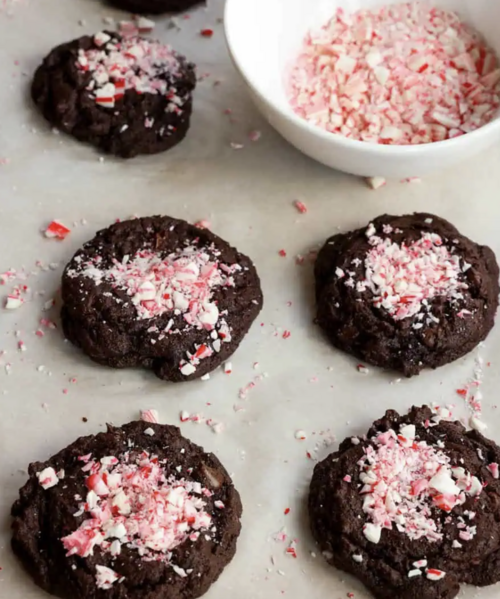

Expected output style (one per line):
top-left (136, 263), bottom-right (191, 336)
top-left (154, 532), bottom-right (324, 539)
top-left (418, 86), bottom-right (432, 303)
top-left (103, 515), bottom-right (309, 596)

top-left (225, 0), bottom-right (500, 178)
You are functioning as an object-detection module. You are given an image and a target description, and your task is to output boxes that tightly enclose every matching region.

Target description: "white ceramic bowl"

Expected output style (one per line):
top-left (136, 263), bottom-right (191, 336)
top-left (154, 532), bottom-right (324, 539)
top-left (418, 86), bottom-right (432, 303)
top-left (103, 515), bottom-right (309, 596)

top-left (225, 0), bottom-right (500, 178)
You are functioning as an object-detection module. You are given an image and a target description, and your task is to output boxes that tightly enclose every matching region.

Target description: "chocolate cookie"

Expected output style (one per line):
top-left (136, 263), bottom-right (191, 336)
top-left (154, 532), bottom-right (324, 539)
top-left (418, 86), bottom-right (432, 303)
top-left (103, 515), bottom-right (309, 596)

top-left (108, 0), bottom-right (203, 15)
top-left (309, 405), bottom-right (500, 599)
top-left (61, 216), bottom-right (263, 382)
top-left (31, 31), bottom-right (196, 158)
top-left (315, 213), bottom-right (499, 376)
top-left (12, 420), bottom-right (242, 599)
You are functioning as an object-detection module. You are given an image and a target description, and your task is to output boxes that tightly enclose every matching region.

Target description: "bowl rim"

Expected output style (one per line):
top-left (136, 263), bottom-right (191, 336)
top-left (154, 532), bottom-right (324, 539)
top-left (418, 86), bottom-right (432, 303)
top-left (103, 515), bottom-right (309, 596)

top-left (224, 0), bottom-right (500, 157)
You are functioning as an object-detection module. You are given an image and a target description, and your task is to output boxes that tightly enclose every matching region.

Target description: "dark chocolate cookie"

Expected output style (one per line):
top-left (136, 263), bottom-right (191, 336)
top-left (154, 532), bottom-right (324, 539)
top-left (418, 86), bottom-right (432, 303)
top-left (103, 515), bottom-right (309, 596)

top-left (108, 0), bottom-right (203, 15)
top-left (31, 31), bottom-right (196, 158)
top-left (315, 213), bottom-right (499, 376)
top-left (61, 216), bottom-right (263, 382)
top-left (12, 420), bottom-right (242, 599)
top-left (309, 405), bottom-right (500, 599)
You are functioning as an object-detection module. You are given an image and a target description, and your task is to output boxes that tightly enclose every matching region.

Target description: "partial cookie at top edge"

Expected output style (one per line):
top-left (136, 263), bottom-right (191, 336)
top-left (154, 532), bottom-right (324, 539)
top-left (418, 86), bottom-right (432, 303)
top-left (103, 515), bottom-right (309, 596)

top-left (107, 0), bottom-right (204, 15)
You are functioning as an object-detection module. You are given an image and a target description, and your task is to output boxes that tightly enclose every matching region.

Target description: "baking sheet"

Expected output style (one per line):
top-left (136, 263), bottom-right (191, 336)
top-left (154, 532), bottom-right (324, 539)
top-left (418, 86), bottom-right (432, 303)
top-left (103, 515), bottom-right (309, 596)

top-left (1, 1), bottom-right (500, 597)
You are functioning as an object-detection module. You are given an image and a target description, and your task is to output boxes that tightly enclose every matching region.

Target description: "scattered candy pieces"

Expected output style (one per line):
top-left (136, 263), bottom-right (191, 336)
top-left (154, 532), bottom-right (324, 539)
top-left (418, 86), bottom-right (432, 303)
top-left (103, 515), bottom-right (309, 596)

top-left (200, 28), bottom-right (214, 37)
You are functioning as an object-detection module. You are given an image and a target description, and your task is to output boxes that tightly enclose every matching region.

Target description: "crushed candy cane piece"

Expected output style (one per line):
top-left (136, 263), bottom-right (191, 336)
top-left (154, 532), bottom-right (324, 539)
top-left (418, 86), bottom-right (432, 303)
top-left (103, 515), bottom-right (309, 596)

top-left (45, 220), bottom-right (71, 239)
top-left (248, 130), bottom-right (261, 141)
top-left (200, 28), bottom-right (214, 37)
top-left (141, 409), bottom-right (159, 423)
top-left (426, 569), bottom-right (446, 581)
top-left (488, 463), bottom-right (499, 479)
top-left (95, 565), bottom-right (121, 589)
top-left (286, 539), bottom-right (298, 558)
top-left (5, 295), bottom-right (23, 310)
top-left (295, 430), bottom-right (306, 440)
top-left (367, 177), bottom-right (386, 190)
top-left (136, 17), bottom-right (155, 33)
top-left (362, 523), bottom-right (381, 544)
top-left (470, 415), bottom-right (487, 432)
top-left (294, 200), bottom-right (308, 214)
top-left (38, 467), bottom-right (59, 489)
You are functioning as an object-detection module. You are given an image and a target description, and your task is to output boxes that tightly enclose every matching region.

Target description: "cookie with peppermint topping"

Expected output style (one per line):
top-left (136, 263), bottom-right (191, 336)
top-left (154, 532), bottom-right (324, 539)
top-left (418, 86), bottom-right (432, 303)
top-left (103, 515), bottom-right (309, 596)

top-left (12, 420), bottom-right (242, 599)
top-left (309, 405), bottom-right (500, 599)
top-left (61, 216), bottom-right (263, 382)
top-left (315, 213), bottom-right (499, 376)
top-left (108, 0), bottom-right (203, 15)
top-left (31, 31), bottom-right (196, 158)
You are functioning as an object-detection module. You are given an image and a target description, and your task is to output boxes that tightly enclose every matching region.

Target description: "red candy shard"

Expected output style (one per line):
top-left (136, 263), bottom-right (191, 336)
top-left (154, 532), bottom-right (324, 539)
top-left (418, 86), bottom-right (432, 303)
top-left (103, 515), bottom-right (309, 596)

top-left (294, 200), bottom-right (308, 214)
top-left (45, 220), bottom-right (71, 240)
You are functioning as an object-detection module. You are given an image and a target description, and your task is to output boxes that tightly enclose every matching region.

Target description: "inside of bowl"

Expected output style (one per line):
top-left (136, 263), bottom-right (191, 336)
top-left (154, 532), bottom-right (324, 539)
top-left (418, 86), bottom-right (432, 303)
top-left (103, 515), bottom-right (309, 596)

top-left (227, 0), bottom-right (500, 122)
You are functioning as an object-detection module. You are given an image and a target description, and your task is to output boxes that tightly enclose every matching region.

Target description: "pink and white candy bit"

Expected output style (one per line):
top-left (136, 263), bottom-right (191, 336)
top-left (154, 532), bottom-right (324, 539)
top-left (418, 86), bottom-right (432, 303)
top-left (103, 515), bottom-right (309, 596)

top-left (140, 408), bottom-right (159, 423)
top-left (62, 451), bottom-right (214, 580)
top-left (77, 32), bottom-right (184, 110)
top-left (37, 467), bottom-right (59, 490)
top-left (359, 424), bottom-right (482, 544)
top-left (68, 246), bottom-right (240, 328)
top-left (350, 225), bottom-right (468, 321)
top-left (288, 4), bottom-right (500, 144)
top-left (95, 565), bottom-right (121, 590)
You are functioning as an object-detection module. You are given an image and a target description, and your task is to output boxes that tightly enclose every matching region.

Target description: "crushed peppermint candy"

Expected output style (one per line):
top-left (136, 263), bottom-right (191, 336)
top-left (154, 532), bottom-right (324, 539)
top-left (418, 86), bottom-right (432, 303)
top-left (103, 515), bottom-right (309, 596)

top-left (68, 244), bottom-right (239, 374)
top-left (62, 451), bottom-right (214, 579)
top-left (288, 4), bottom-right (500, 144)
top-left (359, 423), bottom-right (482, 543)
top-left (140, 409), bottom-right (159, 423)
top-left (37, 467), bottom-right (59, 490)
top-left (426, 568), bottom-right (446, 581)
top-left (68, 246), bottom-right (239, 326)
top-left (350, 225), bottom-right (469, 322)
top-left (95, 565), bottom-right (121, 590)
top-left (77, 32), bottom-right (187, 111)
top-left (45, 220), bottom-right (71, 240)
top-left (294, 200), bottom-right (308, 214)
